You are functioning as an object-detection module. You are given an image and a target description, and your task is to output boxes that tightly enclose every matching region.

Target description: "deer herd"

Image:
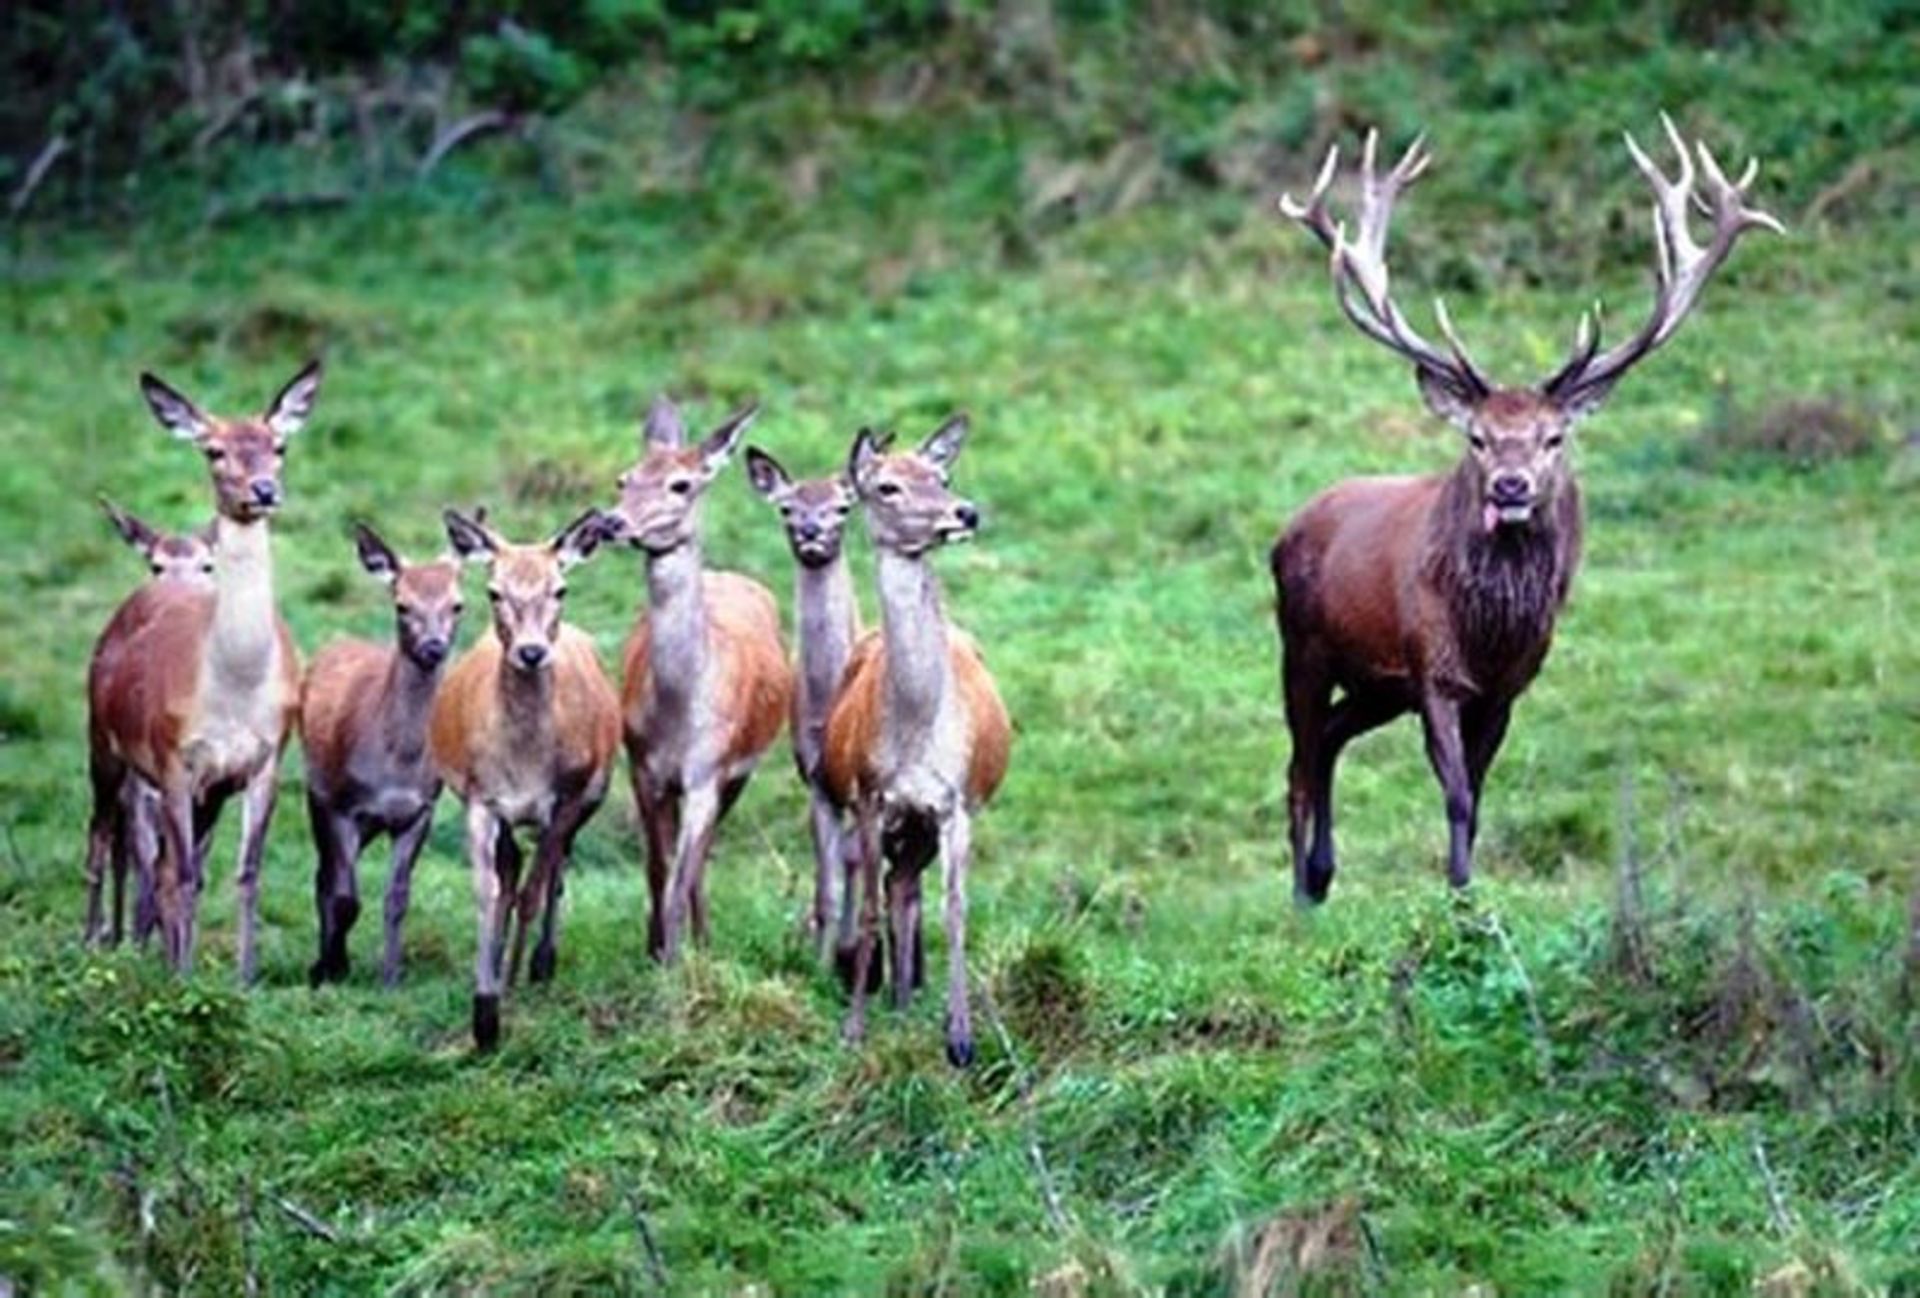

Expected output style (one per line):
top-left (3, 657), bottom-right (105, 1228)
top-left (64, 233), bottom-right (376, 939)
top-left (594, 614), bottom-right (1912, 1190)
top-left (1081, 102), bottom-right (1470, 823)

top-left (78, 117), bottom-right (1775, 1066)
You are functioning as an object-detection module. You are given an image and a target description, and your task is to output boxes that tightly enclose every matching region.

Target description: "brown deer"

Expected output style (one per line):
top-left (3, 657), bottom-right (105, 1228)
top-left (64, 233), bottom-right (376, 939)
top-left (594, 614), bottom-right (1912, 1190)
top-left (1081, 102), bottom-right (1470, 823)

top-left (300, 523), bottom-right (464, 988)
top-left (1272, 118), bottom-right (1780, 902)
top-left (823, 418), bottom-right (1011, 1067)
top-left (598, 397), bottom-right (792, 965)
top-left (428, 508), bottom-right (620, 1051)
top-left (743, 445), bottom-right (863, 961)
top-left (83, 500), bottom-right (216, 948)
top-left (89, 362), bottom-right (319, 976)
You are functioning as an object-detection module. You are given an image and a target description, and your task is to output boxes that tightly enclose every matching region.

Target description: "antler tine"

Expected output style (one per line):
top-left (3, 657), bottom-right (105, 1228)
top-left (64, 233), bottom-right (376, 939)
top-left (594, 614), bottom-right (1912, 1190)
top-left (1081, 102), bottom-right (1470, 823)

top-left (1278, 142), bottom-right (1342, 252)
top-left (1432, 297), bottom-right (1491, 392)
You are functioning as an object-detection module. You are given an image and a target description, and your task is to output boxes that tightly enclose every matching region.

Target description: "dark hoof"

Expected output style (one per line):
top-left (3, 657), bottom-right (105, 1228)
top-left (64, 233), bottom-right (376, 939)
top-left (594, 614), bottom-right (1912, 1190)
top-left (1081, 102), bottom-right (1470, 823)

top-left (1294, 863), bottom-right (1334, 907)
top-left (473, 994), bottom-right (501, 1052)
top-left (528, 944), bottom-right (556, 985)
top-left (946, 1033), bottom-right (976, 1069)
top-left (308, 953), bottom-right (348, 987)
top-left (308, 960), bottom-right (327, 989)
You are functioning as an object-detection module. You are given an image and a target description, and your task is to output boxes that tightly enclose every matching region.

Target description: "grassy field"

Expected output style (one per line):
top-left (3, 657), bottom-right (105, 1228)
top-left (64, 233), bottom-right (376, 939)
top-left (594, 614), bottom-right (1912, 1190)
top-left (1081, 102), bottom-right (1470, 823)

top-left (3, 12), bottom-right (1919, 1293)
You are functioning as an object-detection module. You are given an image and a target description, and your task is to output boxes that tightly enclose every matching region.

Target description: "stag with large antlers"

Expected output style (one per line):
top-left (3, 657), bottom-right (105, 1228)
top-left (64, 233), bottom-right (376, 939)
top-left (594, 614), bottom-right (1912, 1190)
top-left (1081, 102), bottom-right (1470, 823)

top-left (1272, 116), bottom-right (1780, 902)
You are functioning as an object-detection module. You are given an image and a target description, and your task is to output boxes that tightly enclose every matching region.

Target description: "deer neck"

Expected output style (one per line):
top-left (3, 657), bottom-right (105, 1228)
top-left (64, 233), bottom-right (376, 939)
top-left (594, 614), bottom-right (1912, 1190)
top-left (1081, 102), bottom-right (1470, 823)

top-left (379, 648), bottom-right (443, 757)
top-left (206, 515), bottom-right (279, 688)
top-left (493, 652), bottom-right (555, 750)
top-left (796, 555), bottom-right (858, 716)
top-left (644, 539), bottom-right (709, 713)
top-left (875, 547), bottom-right (951, 736)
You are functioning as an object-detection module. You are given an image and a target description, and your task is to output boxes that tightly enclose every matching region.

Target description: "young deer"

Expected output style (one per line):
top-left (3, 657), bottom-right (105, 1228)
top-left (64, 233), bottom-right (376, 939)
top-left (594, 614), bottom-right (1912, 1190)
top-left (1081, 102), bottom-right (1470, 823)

top-left (744, 446), bottom-right (863, 960)
top-left (300, 524), bottom-right (464, 987)
top-left (83, 500), bottom-right (216, 947)
top-left (428, 508), bottom-right (620, 1051)
top-left (89, 362), bottom-right (319, 977)
top-left (823, 418), bottom-right (1011, 1067)
top-left (598, 398), bottom-right (793, 965)
top-left (1272, 118), bottom-right (1780, 901)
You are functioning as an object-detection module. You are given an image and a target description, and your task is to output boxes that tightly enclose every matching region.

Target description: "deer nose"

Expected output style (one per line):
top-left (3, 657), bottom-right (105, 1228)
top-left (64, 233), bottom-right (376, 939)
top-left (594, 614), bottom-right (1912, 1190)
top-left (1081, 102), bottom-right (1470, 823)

top-left (414, 638), bottom-right (449, 668)
top-left (1489, 472), bottom-right (1532, 505)
top-left (796, 520), bottom-right (823, 542)
top-left (249, 478), bottom-right (281, 508)
top-left (955, 502), bottom-right (980, 530)
top-left (514, 643), bottom-right (549, 670)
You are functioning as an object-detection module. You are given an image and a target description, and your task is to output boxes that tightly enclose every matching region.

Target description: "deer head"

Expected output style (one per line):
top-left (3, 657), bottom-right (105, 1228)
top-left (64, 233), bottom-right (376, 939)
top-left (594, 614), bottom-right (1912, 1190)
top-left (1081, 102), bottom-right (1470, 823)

top-left (444, 508), bottom-right (606, 673)
top-left (99, 496), bottom-right (216, 583)
top-left (353, 523), bottom-right (464, 671)
top-left (138, 360), bottom-right (323, 523)
top-left (745, 447), bottom-right (857, 568)
top-left (847, 416), bottom-right (979, 557)
top-left (598, 395), bottom-right (759, 555)
top-left (1280, 116), bottom-right (1781, 531)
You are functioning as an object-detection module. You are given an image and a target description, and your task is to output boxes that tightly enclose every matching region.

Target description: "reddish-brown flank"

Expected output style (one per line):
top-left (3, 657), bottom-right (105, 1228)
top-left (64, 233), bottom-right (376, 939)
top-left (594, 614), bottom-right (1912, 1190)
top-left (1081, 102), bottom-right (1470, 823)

top-left (89, 585), bottom-right (300, 786)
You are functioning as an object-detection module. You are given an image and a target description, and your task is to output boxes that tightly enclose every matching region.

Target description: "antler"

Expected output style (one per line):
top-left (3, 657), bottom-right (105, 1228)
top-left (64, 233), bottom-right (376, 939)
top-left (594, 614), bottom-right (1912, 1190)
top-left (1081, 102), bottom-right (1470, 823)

top-left (1280, 129), bottom-right (1491, 401)
top-left (1543, 113), bottom-right (1783, 406)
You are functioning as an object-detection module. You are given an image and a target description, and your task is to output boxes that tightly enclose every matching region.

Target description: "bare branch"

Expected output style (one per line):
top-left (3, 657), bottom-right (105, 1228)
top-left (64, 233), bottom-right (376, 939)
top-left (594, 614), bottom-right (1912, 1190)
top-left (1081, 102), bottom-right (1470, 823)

top-left (8, 135), bottom-right (70, 220)
top-left (417, 110), bottom-right (517, 181)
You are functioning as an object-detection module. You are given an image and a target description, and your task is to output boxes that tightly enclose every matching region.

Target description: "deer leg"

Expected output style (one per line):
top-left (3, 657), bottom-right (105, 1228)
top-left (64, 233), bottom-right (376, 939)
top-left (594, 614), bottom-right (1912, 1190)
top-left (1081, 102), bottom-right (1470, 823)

top-left (807, 788), bottom-right (842, 959)
top-left (633, 768), bottom-right (675, 962)
top-left (307, 794), bottom-right (362, 987)
top-left (129, 779), bottom-right (163, 947)
top-left (1420, 693), bottom-right (1477, 890)
top-left (155, 783), bottom-right (196, 974)
top-left (842, 796), bottom-right (883, 1045)
top-left (689, 774), bottom-right (748, 949)
top-left (527, 794), bottom-right (598, 986)
top-left (466, 802), bottom-right (509, 1051)
top-left (939, 807), bottom-right (975, 1069)
top-left (381, 807), bottom-right (434, 988)
top-left (234, 760), bottom-right (281, 985)
top-left (1306, 690), bottom-right (1405, 894)
top-left (1463, 699), bottom-right (1514, 849)
top-left (662, 781), bottom-right (719, 964)
top-left (1281, 652), bottom-right (1332, 905)
top-left (886, 865), bottom-right (921, 1011)
top-left (83, 757), bottom-right (121, 946)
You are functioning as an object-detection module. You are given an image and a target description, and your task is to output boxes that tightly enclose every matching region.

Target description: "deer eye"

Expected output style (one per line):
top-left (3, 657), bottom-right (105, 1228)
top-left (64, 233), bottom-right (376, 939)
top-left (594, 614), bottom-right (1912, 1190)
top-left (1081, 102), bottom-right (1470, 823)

top-left (876, 481), bottom-right (902, 498)
top-left (206, 448), bottom-right (228, 463)
top-left (488, 590), bottom-right (502, 604)
top-left (1544, 433), bottom-right (1565, 450)
top-left (669, 478), bottom-right (694, 496)
top-left (1468, 434), bottom-right (1488, 452)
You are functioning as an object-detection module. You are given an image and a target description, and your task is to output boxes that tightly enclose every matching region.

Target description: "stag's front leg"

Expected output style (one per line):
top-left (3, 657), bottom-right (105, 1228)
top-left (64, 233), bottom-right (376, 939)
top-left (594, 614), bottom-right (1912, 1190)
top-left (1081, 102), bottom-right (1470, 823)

top-left (1463, 699), bottom-right (1514, 850)
top-left (939, 806), bottom-right (975, 1068)
top-left (466, 801), bottom-right (509, 1051)
top-left (1420, 693), bottom-right (1476, 890)
top-left (234, 759), bottom-right (282, 984)
top-left (381, 806), bottom-right (433, 988)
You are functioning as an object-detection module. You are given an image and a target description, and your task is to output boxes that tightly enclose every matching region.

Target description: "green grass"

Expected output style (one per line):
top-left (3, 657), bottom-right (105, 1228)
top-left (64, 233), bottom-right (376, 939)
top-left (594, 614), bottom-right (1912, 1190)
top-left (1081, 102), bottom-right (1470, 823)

top-left (4, 15), bottom-right (1920, 1293)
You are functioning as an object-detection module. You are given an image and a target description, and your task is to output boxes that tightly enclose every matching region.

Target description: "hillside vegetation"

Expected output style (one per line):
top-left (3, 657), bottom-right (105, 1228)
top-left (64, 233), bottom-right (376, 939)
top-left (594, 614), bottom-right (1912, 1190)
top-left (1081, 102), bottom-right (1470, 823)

top-left (2, 3), bottom-right (1917, 1291)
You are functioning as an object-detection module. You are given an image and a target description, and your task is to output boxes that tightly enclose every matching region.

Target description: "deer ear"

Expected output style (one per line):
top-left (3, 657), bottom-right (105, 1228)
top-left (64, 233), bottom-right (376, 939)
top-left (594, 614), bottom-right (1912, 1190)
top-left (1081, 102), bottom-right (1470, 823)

top-left (847, 428), bottom-right (884, 493)
top-left (265, 359), bottom-right (323, 440)
top-left (140, 372), bottom-right (212, 443)
top-left (743, 446), bottom-right (790, 500)
top-left (699, 401), bottom-right (759, 474)
top-left (643, 394), bottom-right (685, 448)
top-left (100, 496), bottom-right (159, 556)
top-left (552, 509), bottom-right (610, 569)
top-left (443, 508), bottom-right (497, 563)
top-left (1549, 376), bottom-right (1619, 425)
top-left (1416, 366), bottom-right (1478, 433)
top-left (353, 522), bottom-right (400, 585)
top-left (919, 414), bottom-right (970, 472)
